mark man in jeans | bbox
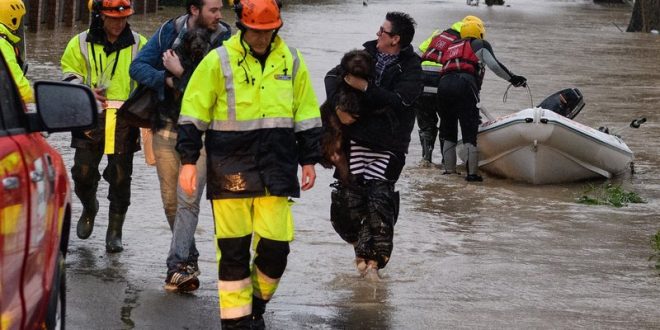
[129,0,231,291]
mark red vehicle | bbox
[0,51,97,329]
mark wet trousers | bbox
[415,92,441,151]
[71,147,134,214]
[437,74,481,145]
[151,131,207,274]
[211,196,293,321]
[330,179,399,269]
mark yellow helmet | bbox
[462,15,483,25]
[460,20,485,39]
[0,0,27,31]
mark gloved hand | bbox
[178,164,198,197]
[509,75,527,87]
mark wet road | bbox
[25,0,660,328]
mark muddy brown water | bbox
[25,0,660,328]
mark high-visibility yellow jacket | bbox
[177,32,322,199]
[0,24,33,103]
[60,28,146,154]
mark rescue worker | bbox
[437,20,526,181]
[60,0,147,252]
[176,0,321,327]
[324,12,423,278]
[415,15,482,165]
[0,0,33,103]
[129,0,231,292]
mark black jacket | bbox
[324,40,423,153]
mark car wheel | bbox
[45,253,66,330]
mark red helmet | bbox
[89,0,134,18]
[234,0,282,30]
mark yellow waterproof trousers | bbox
[211,196,294,320]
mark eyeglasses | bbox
[378,26,396,37]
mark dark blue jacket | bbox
[129,15,231,105]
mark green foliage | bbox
[652,231,660,253]
[650,230,660,270]
[576,183,645,207]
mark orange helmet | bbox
[88,0,134,18]
[0,0,27,31]
[234,0,282,30]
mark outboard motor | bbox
[537,88,585,119]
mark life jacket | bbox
[421,30,459,64]
[440,39,484,83]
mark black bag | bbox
[118,84,158,128]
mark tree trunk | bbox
[627,0,660,32]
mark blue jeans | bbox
[152,130,207,274]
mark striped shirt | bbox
[349,140,394,180]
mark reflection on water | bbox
[31,0,660,328]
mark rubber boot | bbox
[106,213,126,253]
[76,199,99,239]
[441,141,458,174]
[252,296,268,330]
[464,143,483,182]
[221,315,252,330]
[420,138,434,164]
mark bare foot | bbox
[364,260,380,282]
[355,257,367,276]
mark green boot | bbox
[106,213,126,253]
[76,199,99,239]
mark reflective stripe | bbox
[220,305,252,319]
[218,278,251,291]
[294,117,322,132]
[104,109,117,154]
[217,279,252,319]
[178,114,209,131]
[130,31,140,91]
[288,46,299,83]
[209,117,294,131]
[424,86,438,94]
[216,47,236,121]
[105,100,124,109]
[422,64,442,72]
[77,31,92,86]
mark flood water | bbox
[25,0,660,328]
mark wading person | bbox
[176,0,321,327]
[437,20,526,181]
[61,0,146,252]
[129,0,231,292]
[324,12,423,279]
[0,0,33,103]
[415,15,482,165]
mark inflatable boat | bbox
[457,88,634,184]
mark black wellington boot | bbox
[252,296,268,330]
[106,213,126,253]
[76,199,99,239]
[221,315,252,330]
